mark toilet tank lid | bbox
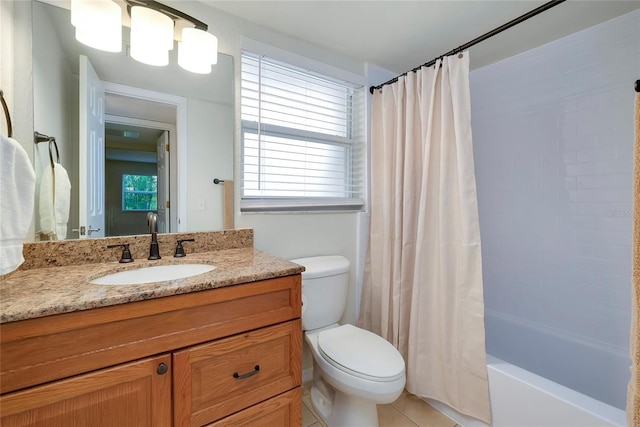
[290,255,350,279]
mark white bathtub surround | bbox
[428,356,626,427]
[360,52,490,423]
[471,9,638,410]
[627,87,640,425]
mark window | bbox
[241,51,364,212]
[122,174,157,211]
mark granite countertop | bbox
[0,248,304,324]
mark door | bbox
[156,130,169,233]
[0,354,172,427]
[78,55,105,238]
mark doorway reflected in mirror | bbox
[31,0,234,241]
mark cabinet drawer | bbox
[206,387,301,427]
[174,320,302,426]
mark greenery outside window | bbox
[122,174,157,211]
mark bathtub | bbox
[427,355,627,427]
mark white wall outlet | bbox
[197,198,205,211]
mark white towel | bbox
[39,162,71,240]
[1,134,36,275]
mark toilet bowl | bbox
[291,256,406,427]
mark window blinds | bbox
[240,52,364,212]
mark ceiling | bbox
[105,122,164,150]
[105,122,163,163]
[203,0,639,74]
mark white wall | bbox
[162,1,363,78]
[471,10,639,409]
[33,2,75,239]
[1,0,35,240]
[0,0,32,151]
[185,98,233,232]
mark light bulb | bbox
[178,28,218,74]
[71,0,122,52]
[130,6,174,66]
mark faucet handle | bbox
[107,243,134,263]
[174,239,195,258]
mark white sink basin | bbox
[91,264,216,285]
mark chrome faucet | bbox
[147,212,161,260]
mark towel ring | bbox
[0,89,12,138]
[48,139,60,168]
[34,131,60,169]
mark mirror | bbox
[31,0,234,241]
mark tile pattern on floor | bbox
[302,385,460,427]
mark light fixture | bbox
[70,0,219,74]
[178,28,218,74]
[130,5,174,66]
[71,0,122,52]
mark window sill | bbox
[240,198,364,213]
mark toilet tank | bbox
[291,256,350,331]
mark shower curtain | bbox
[628,87,640,425]
[359,52,491,423]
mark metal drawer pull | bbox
[233,365,260,380]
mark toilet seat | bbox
[318,324,405,382]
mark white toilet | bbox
[291,255,406,427]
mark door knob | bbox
[157,363,169,375]
[87,225,101,236]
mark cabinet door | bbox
[174,320,302,426]
[206,387,302,427]
[0,354,172,427]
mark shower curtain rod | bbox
[369,0,566,94]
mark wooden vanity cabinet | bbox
[0,275,302,427]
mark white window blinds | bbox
[241,51,364,212]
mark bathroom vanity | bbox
[0,230,304,426]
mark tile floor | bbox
[302,384,460,427]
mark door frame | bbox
[102,82,188,232]
[104,116,176,232]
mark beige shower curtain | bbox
[359,52,491,423]
[627,89,640,425]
